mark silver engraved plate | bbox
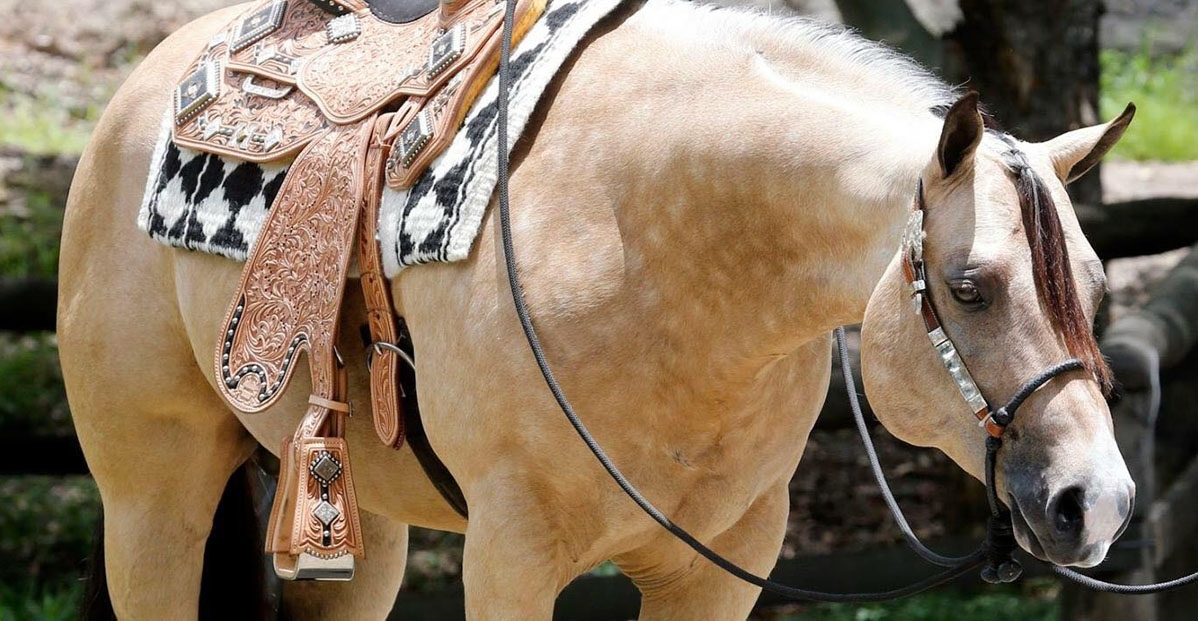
[326,13,361,44]
[929,328,989,413]
[426,24,466,78]
[392,110,434,169]
[230,0,288,52]
[175,60,222,124]
[309,451,342,485]
[902,209,924,263]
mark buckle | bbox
[366,341,416,370]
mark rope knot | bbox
[981,512,1023,584]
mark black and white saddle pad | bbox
[138,0,624,277]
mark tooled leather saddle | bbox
[173,0,544,580]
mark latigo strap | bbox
[359,112,406,448]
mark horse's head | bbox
[860,92,1136,567]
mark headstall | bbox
[901,177,1088,582]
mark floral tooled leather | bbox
[216,121,371,413]
[298,0,505,124]
[226,0,331,83]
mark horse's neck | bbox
[613,5,943,362]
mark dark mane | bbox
[995,136,1112,393]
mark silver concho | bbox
[326,13,361,44]
[390,110,434,170]
[902,208,924,264]
[426,24,466,78]
[309,451,343,486]
[312,500,341,526]
[230,0,288,53]
[175,60,222,125]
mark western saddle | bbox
[173,0,544,580]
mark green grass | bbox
[0,476,98,620]
[0,582,83,621]
[0,91,97,156]
[0,334,69,437]
[777,580,1059,621]
[1101,46,1198,161]
[0,190,62,278]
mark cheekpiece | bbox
[231,0,290,52]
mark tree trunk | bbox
[942,0,1104,206]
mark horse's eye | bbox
[949,280,983,306]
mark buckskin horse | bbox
[60,0,1136,618]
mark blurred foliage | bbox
[0,190,62,278]
[0,334,69,437]
[0,582,83,621]
[1101,45,1198,161]
[404,527,466,593]
[0,90,97,156]
[776,579,1059,621]
[0,476,98,620]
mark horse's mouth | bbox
[1009,494,1050,563]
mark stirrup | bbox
[273,551,355,581]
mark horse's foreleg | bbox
[622,481,790,621]
[281,509,409,620]
[459,478,579,620]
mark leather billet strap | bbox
[358,112,407,448]
[901,180,1002,438]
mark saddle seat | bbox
[171,0,544,580]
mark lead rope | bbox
[495,0,1198,599]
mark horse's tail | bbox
[80,463,272,620]
[80,510,115,621]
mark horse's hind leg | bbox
[67,355,255,619]
[280,510,409,620]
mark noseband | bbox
[902,177,1087,582]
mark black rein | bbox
[493,0,1198,601]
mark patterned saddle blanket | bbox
[140,0,620,273]
[136,0,624,582]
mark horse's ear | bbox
[937,91,984,178]
[1041,103,1136,184]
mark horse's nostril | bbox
[1052,486,1086,537]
